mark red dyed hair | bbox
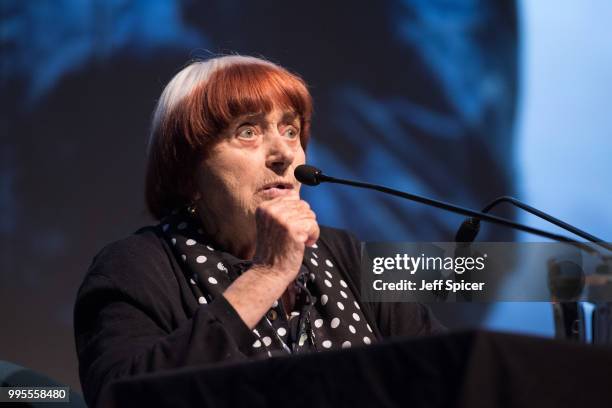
[145,57,313,220]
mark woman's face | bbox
[194,106,306,230]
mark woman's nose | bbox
[265,131,295,173]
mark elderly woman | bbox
[74,55,443,406]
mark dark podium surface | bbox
[101,330,612,408]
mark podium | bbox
[101,330,612,407]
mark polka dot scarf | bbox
[160,211,375,357]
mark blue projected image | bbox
[1,2,611,391]
[2,0,206,104]
[484,0,612,337]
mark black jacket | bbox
[74,225,444,407]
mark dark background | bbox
[2,0,611,392]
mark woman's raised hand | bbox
[252,196,320,283]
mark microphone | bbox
[455,218,480,243]
[294,165,604,255]
[294,164,329,186]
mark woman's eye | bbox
[237,126,257,139]
[284,127,300,139]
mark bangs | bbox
[186,62,312,148]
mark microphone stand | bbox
[455,195,612,344]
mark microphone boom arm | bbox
[321,175,603,256]
[478,196,612,252]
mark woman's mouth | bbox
[259,182,295,198]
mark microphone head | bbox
[455,217,481,243]
[295,164,323,186]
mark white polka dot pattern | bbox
[162,217,375,357]
[300,247,375,352]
